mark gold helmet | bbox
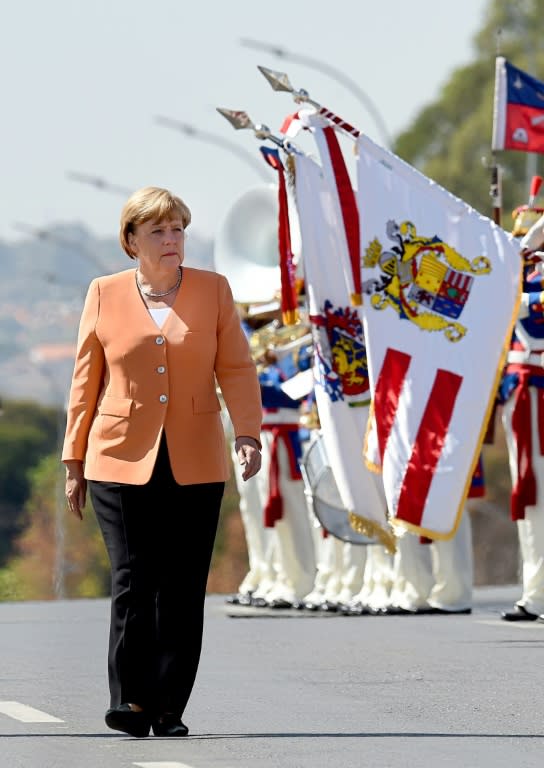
[512,175,544,237]
[249,317,312,371]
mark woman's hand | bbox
[65,460,87,520]
[235,436,262,481]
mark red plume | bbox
[529,175,543,206]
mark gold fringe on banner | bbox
[349,511,397,554]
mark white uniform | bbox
[500,214,544,620]
[386,512,473,613]
[258,409,316,605]
[342,511,472,615]
[231,444,275,600]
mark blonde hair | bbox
[119,186,192,258]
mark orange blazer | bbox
[62,267,262,485]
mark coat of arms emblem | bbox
[362,220,491,342]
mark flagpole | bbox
[490,155,502,226]
[491,35,503,227]
[485,42,504,447]
[215,107,295,152]
[526,42,539,188]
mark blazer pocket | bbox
[98,396,133,418]
[98,396,133,440]
[192,392,221,415]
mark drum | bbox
[301,432,376,545]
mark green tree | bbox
[394,0,544,220]
[7,455,110,600]
[0,399,60,565]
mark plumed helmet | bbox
[512,175,544,237]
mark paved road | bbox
[1,586,543,768]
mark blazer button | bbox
[155,336,165,345]
[157,365,166,374]
[159,394,168,403]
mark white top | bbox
[148,307,171,328]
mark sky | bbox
[0,0,490,245]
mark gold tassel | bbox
[282,308,299,326]
[350,292,362,306]
[285,153,296,190]
[349,511,397,554]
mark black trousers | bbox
[89,434,224,717]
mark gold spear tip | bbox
[257,65,293,93]
[216,108,254,130]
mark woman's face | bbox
[129,217,185,272]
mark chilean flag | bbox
[493,56,544,153]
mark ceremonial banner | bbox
[493,56,544,153]
[293,151,394,551]
[357,133,521,538]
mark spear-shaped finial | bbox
[256,65,361,140]
[216,107,288,148]
[215,108,255,131]
[257,65,318,107]
[257,65,294,94]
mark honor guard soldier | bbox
[228,318,316,609]
[500,179,544,622]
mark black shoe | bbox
[302,600,321,611]
[250,596,268,608]
[225,594,240,605]
[237,593,253,606]
[152,714,189,737]
[428,607,472,615]
[268,598,293,609]
[501,604,538,622]
[105,704,150,738]
[225,591,253,606]
[382,605,418,615]
[319,600,339,612]
[342,602,369,616]
[413,606,442,615]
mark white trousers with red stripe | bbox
[234,431,316,603]
[503,391,544,615]
[232,446,275,598]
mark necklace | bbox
[136,266,182,298]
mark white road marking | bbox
[0,701,64,723]
[133,763,196,768]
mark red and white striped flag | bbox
[293,150,394,551]
[356,134,521,539]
